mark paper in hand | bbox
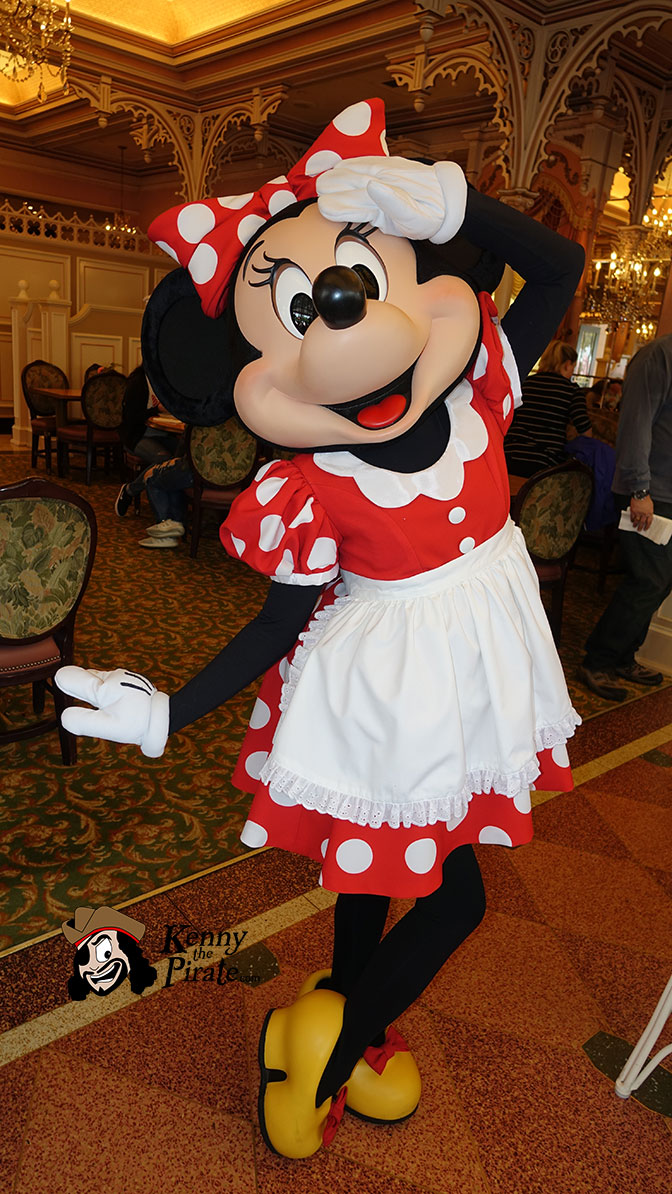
[618,510,672,545]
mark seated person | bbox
[504,341,592,478]
[120,366,182,465]
[115,366,185,519]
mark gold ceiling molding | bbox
[73,77,288,200]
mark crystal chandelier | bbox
[0,1,73,102]
[581,215,672,329]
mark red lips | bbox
[356,393,408,429]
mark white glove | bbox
[316,156,467,244]
[55,666,170,758]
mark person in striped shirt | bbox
[504,341,593,477]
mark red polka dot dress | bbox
[221,294,578,898]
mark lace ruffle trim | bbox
[265,586,582,830]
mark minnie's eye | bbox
[334,239,388,301]
[272,264,317,338]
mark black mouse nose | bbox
[312,266,367,330]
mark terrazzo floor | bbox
[2,687,672,1193]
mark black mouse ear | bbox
[141,268,235,426]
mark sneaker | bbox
[146,520,186,538]
[139,536,181,549]
[577,665,628,702]
[614,662,664,686]
[115,484,132,517]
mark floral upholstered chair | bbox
[186,419,259,558]
[56,369,126,484]
[21,359,70,474]
[0,478,97,764]
[510,459,593,645]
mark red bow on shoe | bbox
[148,98,388,318]
[363,1026,409,1076]
[322,1086,347,1147]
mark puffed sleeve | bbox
[472,292,522,438]
[220,459,342,585]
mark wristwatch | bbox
[631,489,650,500]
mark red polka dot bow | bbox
[148,99,388,319]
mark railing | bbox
[0,196,159,255]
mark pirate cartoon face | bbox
[62,906,157,1001]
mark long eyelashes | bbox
[339,222,376,243]
[249,252,290,288]
[249,225,376,289]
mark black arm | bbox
[461,189,585,379]
[169,579,324,734]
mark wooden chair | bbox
[0,477,97,765]
[21,359,70,473]
[186,419,259,557]
[511,459,594,645]
[57,369,126,484]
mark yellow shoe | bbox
[297,968,332,997]
[258,988,347,1159]
[296,970,421,1123]
[347,1028,421,1123]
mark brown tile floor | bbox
[2,693,672,1190]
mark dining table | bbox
[146,412,186,434]
[34,387,84,429]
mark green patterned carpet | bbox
[0,450,667,952]
[0,451,268,952]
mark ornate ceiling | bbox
[0,0,671,233]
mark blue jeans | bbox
[144,457,192,525]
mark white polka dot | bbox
[256,475,288,506]
[305,149,342,177]
[404,838,438,874]
[307,537,338,570]
[241,820,268,848]
[513,788,532,814]
[177,203,216,244]
[244,750,268,781]
[230,535,246,557]
[188,243,218,285]
[551,744,570,768]
[473,342,488,379]
[320,838,329,858]
[459,537,476,554]
[259,514,285,552]
[155,239,179,262]
[268,190,298,216]
[289,497,315,528]
[217,192,254,209]
[449,506,466,524]
[503,393,512,418]
[335,839,374,874]
[255,461,276,481]
[269,175,288,185]
[237,213,267,245]
[249,698,271,730]
[380,131,389,155]
[269,786,296,807]
[332,101,373,136]
[278,657,290,683]
[275,548,295,578]
[478,826,513,846]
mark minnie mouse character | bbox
[57,100,584,1158]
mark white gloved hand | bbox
[55,666,170,758]
[316,156,467,244]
